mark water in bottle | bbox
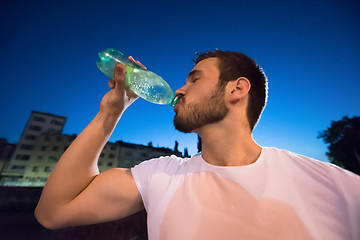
[96,48,178,107]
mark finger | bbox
[128,56,147,69]
[108,79,115,89]
[114,63,126,83]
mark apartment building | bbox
[0,139,16,178]
[1,111,66,185]
[21,132,76,186]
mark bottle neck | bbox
[170,95,179,107]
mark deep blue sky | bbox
[1,0,359,161]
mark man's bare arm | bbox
[35,63,143,229]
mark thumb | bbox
[113,63,126,90]
[113,63,138,100]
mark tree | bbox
[197,135,202,153]
[184,148,189,157]
[174,140,179,152]
[318,116,360,175]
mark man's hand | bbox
[99,63,137,117]
[100,56,146,117]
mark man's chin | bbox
[173,120,199,134]
[173,120,193,134]
[174,126,193,134]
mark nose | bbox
[175,84,186,97]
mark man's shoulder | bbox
[263,147,360,181]
[264,146,332,166]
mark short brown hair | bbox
[194,50,268,131]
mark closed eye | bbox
[186,69,203,84]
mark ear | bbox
[227,77,251,102]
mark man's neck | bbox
[198,121,261,167]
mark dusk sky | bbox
[1,0,359,162]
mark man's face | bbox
[173,58,229,133]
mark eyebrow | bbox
[187,69,203,79]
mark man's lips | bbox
[173,103,179,113]
[174,98,183,113]
[173,98,183,113]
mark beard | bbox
[173,85,229,133]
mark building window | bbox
[109,153,115,158]
[29,125,42,131]
[15,154,30,160]
[20,144,34,150]
[56,135,62,141]
[33,116,46,122]
[49,156,57,161]
[44,166,53,172]
[46,128,56,133]
[52,146,59,151]
[107,162,113,167]
[11,165,26,170]
[100,153,104,158]
[41,146,47,151]
[25,135,37,140]
[32,166,39,172]
[50,120,62,126]
[37,156,43,160]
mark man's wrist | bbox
[95,109,122,134]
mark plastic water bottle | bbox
[96,48,179,107]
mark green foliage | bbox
[197,135,202,153]
[318,116,360,175]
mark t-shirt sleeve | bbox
[131,155,184,210]
[131,158,161,207]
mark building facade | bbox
[21,132,76,186]
[1,111,66,185]
[0,139,16,178]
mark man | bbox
[35,50,360,239]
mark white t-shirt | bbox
[131,147,360,240]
